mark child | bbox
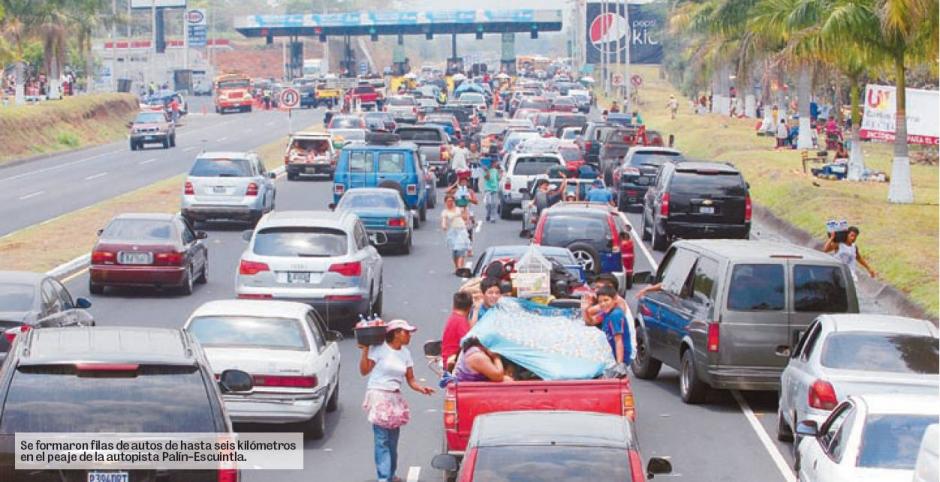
[583,274,636,364]
[595,285,627,364]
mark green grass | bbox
[601,65,939,317]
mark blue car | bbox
[332,187,414,254]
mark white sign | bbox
[185,8,206,26]
[611,73,623,86]
[860,84,939,145]
[280,87,301,109]
[130,0,186,8]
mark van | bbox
[632,240,859,404]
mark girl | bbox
[441,194,472,274]
[823,226,877,280]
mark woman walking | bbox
[823,226,877,281]
[360,319,435,482]
[441,194,472,275]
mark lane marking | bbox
[619,212,657,270]
[61,267,89,283]
[18,191,44,201]
[218,136,228,141]
[0,151,111,183]
[731,390,797,482]
[406,466,421,482]
[84,172,108,181]
[182,146,198,152]
[139,157,158,165]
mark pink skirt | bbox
[362,389,411,429]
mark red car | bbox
[89,213,208,295]
[550,96,578,112]
[557,142,585,171]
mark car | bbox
[498,151,566,219]
[518,96,552,112]
[613,147,685,211]
[395,125,452,187]
[532,202,635,288]
[331,187,414,254]
[328,114,366,129]
[0,271,93,361]
[777,314,938,443]
[285,131,338,180]
[431,411,672,482]
[235,210,384,330]
[579,122,621,165]
[128,110,176,150]
[641,161,752,251]
[914,424,939,482]
[598,126,644,184]
[548,113,588,138]
[569,89,592,113]
[632,240,860,403]
[297,83,318,108]
[364,111,397,132]
[472,245,586,284]
[183,299,342,439]
[181,151,278,227]
[333,133,430,222]
[89,213,209,295]
[457,92,487,113]
[795,394,939,481]
[520,175,604,235]
[0,326,246,482]
[501,130,541,156]
[385,95,419,123]
[328,127,368,145]
[422,113,462,140]
[432,106,479,135]
[550,96,578,112]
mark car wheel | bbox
[412,213,420,230]
[641,210,652,241]
[777,406,794,442]
[326,382,339,412]
[196,259,208,284]
[567,242,601,277]
[302,408,326,440]
[372,287,383,317]
[631,321,662,379]
[419,202,427,222]
[499,199,512,220]
[287,172,298,181]
[178,266,194,296]
[89,280,104,295]
[679,349,709,404]
[399,233,412,255]
[651,220,669,251]
[169,134,176,147]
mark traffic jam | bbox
[1,61,937,482]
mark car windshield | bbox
[559,147,581,162]
[542,215,610,246]
[0,365,217,432]
[331,117,362,128]
[553,115,586,127]
[188,316,308,351]
[134,112,165,123]
[396,129,443,142]
[190,158,252,177]
[218,79,249,89]
[513,157,561,175]
[629,152,683,168]
[0,283,35,312]
[820,332,939,374]
[101,219,174,241]
[858,414,938,469]
[471,446,633,481]
[460,94,484,103]
[339,193,401,210]
[253,227,347,257]
[387,97,415,106]
[672,171,746,196]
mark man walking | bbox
[481,158,501,223]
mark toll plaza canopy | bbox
[234,9,563,37]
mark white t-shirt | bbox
[451,147,469,171]
[367,343,414,391]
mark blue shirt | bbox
[601,307,627,362]
[586,187,613,204]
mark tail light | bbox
[184,181,195,195]
[707,323,720,352]
[406,184,417,195]
[333,183,345,196]
[91,250,116,265]
[329,261,361,277]
[660,192,670,217]
[628,450,645,482]
[443,391,458,430]
[584,140,592,152]
[745,194,752,222]
[238,293,272,299]
[238,260,269,275]
[387,217,407,227]
[252,375,317,388]
[504,180,511,191]
[246,183,259,196]
[809,380,838,410]
[608,218,621,254]
[74,363,139,372]
[154,252,185,266]
[218,469,239,482]
[621,235,635,272]
[3,324,30,344]
[326,294,363,302]
[622,392,636,420]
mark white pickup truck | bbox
[498,152,565,220]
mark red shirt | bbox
[441,311,471,364]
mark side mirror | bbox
[632,271,653,285]
[455,267,472,278]
[267,172,277,179]
[795,420,819,438]
[431,454,459,472]
[326,330,344,342]
[219,369,253,393]
[96,229,104,236]
[646,457,673,478]
[775,345,791,358]
[241,230,253,242]
[423,340,442,357]
[75,297,92,309]
[195,231,208,240]
[328,203,336,210]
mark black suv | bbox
[641,161,751,251]
[613,147,684,212]
[579,122,620,166]
[0,326,251,482]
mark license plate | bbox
[119,252,152,265]
[287,272,311,284]
[144,136,154,141]
[699,206,716,214]
[88,472,128,482]
[213,186,227,194]
[305,167,318,173]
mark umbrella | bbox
[579,76,595,84]
[454,82,485,95]
[451,73,466,81]
[495,72,510,80]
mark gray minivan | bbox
[632,240,859,403]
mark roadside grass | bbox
[0,94,138,164]
[604,65,938,316]
[0,123,318,274]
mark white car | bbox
[778,314,939,443]
[498,152,565,220]
[560,126,582,141]
[795,393,939,482]
[184,299,342,439]
[913,424,938,482]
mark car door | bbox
[303,311,333,392]
[306,310,340,390]
[254,156,275,210]
[719,261,790,372]
[802,402,857,482]
[49,278,89,327]
[353,222,381,300]
[177,217,205,275]
[646,165,671,226]
[655,248,699,367]
[783,320,822,424]
[346,150,376,189]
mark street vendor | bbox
[454,337,512,383]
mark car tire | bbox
[499,199,512,220]
[679,349,709,404]
[777,407,794,442]
[178,266,194,296]
[566,242,601,277]
[412,213,420,230]
[287,172,298,181]
[399,233,412,255]
[89,281,104,295]
[641,210,652,241]
[326,382,339,412]
[196,259,208,284]
[651,220,669,252]
[631,321,662,379]
[303,408,326,440]
[129,140,137,151]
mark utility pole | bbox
[151,0,157,88]
[601,0,607,94]
[111,0,117,91]
[623,0,630,106]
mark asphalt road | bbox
[0,97,325,235]
[59,172,800,481]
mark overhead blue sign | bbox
[239,9,561,29]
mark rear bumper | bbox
[130,133,169,143]
[182,205,262,222]
[705,366,782,391]
[218,100,252,108]
[236,287,370,323]
[287,163,334,175]
[617,184,651,206]
[224,388,329,424]
[366,229,409,247]
[664,221,751,239]
[90,265,186,286]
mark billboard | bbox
[860,85,939,145]
[585,2,663,64]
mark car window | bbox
[727,264,785,311]
[347,151,374,172]
[661,249,697,296]
[0,283,36,312]
[629,152,683,168]
[793,265,849,312]
[820,333,939,374]
[671,172,746,196]
[396,129,443,142]
[305,313,325,352]
[378,152,407,173]
[858,414,938,469]
[797,321,822,360]
[0,365,217,432]
[52,280,73,310]
[692,256,719,304]
[189,158,252,177]
[188,316,309,351]
[355,223,370,250]
[331,116,362,129]
[819,403,852,449]
[101,219,174,242]
[792,320,821,359]
[253,227,348,257]
[542,215,609,247]
[134,112,165,123]
[178,219,195,244]
[40,280,60,315]
[826,406,856,462]
[513,157,561,176]
[469,446,631,482]
[339,193,401,209]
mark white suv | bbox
[498,152,565,220]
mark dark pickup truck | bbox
[395,125,452,186]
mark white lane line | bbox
[406,466,421,482]
[731,391,797,482]
[619,212,657,270]
[0,151,111,183]
[218,136,228,141]
[182,146,198,152]
[266,121,276,126]
[139,157,158,165]
[475,221,482,233]
[18,190,44,200]
[84,172,108,181]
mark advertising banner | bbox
[860,85,939,145]
[186,9,207,47]
[585,2,664,64]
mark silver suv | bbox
[235,210,384,329]
[181,151,276,227]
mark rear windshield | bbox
[728,264,785,311]
[0,365,217,432]
[603,129,640,144]
[331,117,362,129]
[339,193,401,209]
[472,446,632,481]
[793,265,849,312]
[821,333,939,374]
[190,158,252,177]
[253,227,347,257]
[629,152,682,168]
[559,148,581,162]
[218,79,249,89]
[542,215,610,246]
[101,219,174,241]
[858,415,938,469]
[134,112,165,123]
[397,129,443,142]
[513,157,562,175]
[552,115,586,127]
[354,86,375,94]
[672,171,746,196]
[387,97,415,106]
[520,99,551,110]
[460,94,484,102]
[188,316,309,351]
[0,283,34,312]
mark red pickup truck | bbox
[347,85,380,110]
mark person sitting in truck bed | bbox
[454,337,512,383]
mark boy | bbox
[470,277,503,326]
[595,285,626,364]
[441,291,474,371]
[583,274,636,364]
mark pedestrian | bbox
[481,159,501,223]
[609,101,620,113]
[581,285,627,364]
[667,95,678,120]
[450,140,469,173]
[441,291,473,371]
[631,111,644,125]
[263,89,272,110]
[448,171,478,254]
[771,104,779,127]
[148,81,155,96]
[169,96,181,123]
[585,178,614,206]
[441,194,472,275]
[823,226,876,280]
[533,175,568,219]
[359,319,435,482]
[775,118,789,149]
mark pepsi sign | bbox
[585,2,663,65]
